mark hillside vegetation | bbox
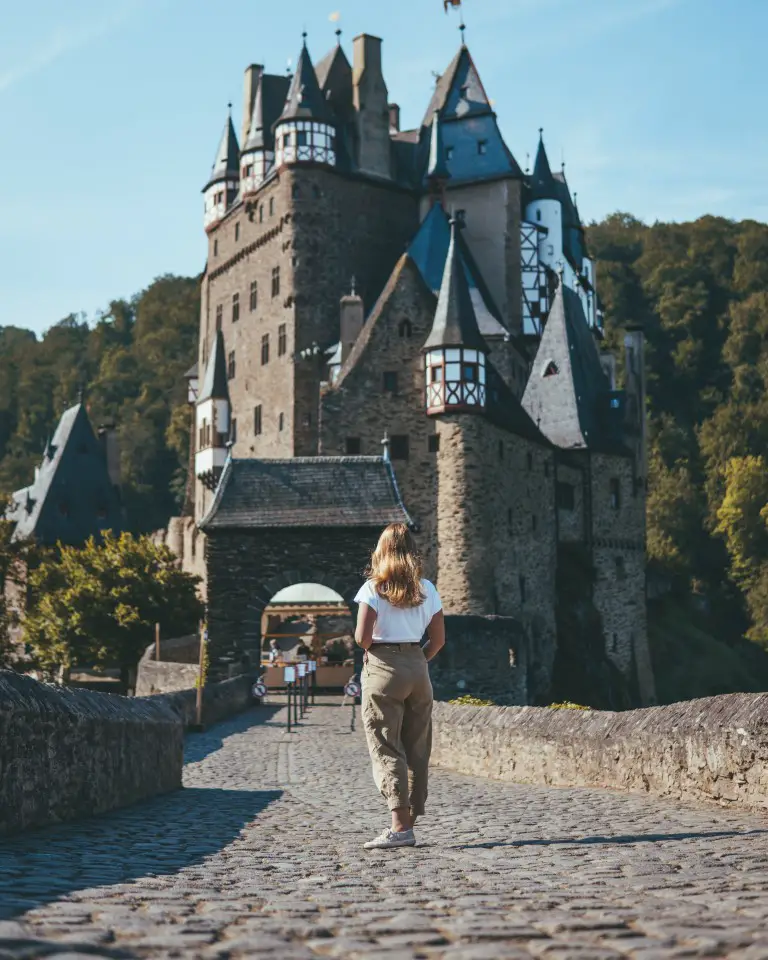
[2,215,768,698]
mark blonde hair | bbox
[368,523,425,609]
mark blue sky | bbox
[2,0,766,335]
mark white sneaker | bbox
[364,828,416,850]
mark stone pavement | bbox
[2,698,768,960]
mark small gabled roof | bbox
[423,218,488,354]
[522,280,623,452]
[243,74,291,153]
[7,404,123,546]
[529,130,559,203]
[199,457,412,530]
[199,330,230,403]
[408,205,508,340]
[277,38,336,127]
[205,112,240,189]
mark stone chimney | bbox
[352,35,391,180]
[98,423,121,490]
[388,103,401,134]
[340,285,365,364]
[242,64,263,144]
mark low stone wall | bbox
[0,671,183,837]
[135,635,201,696]
[159,675,256,728]
[432,693,768,812]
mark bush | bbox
[548,701,591,710]
[448,694,496,706]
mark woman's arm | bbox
[423,610,445,662]
[355,602,377,651]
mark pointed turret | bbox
[529,129,558,202]
[196,330,231,490]
[274,36,338,168]
[423,220,488,415]
[203,107,241,232]
[241,73,291,194]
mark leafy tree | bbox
[23,532,204,684]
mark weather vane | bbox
[443,0,463,9]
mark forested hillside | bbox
[0,276,199,533]
[2,215,768,688]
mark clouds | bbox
[0,2,142,95]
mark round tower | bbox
[274,35,337,169]
[203,107,240,232]
[195,330,231,491]
[525,130,562,270]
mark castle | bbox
[167,29,655,706]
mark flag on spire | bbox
[444,0,462,11]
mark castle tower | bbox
[203,108,240,232]
[352,34,392,180]
[195,329,231,492]
[525,131,562,273]
[425,220,492,614]
[240,71,291,195]
[274,36,338,168]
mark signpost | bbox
[344,676,362,732]
[308,660,316,705]
[284,665,296,731]
[297,663,307,717]
[252,677,267,700]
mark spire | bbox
[199,330,230,403]
[277,36,335,125]
[208,109,240,185]
[427,110,451,182]
[529,128,558,201]
[423,219,488,353]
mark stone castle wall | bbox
[432,692,768,813]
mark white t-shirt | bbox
[354,579,442,643]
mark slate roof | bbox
[206,113,240,189]
[528,132,558,203]
[7,404,123,546]
[199,330,230,403]
[408,205,509,340]
[243,74,291,153]
[277,40,335,127]
[522,281,627,453]
[423,218,488,354]
[199,457,413,530]
[421,46,492,126]
[485,364,552,446]
[426,111,450,181]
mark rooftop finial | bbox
[525,151,530,174]
[336,27,342,42]
[539,126,544,139]
[302,29,308,45]
[459,18,466,43]
[330,11,341,41]
[227,101,232,115]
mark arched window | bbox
[398,319,413,339]
[542,360,559,377]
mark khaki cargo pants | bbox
[362,643,433,816]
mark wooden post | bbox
[155,622,161,662]
[196,621,206,728]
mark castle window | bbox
[610,478,621,510]
[297,131,308,148]
[383,371,398,394]
[536,209,541,222]
[398,319,413,338]
[271,266,280,298]
[542,360,558,377]
[250,281,258,312]
[527,452,533,471]
[303,412,312,427]
[507,507,513,529]
[245,164,253,177]
[615,557,626,580]
[390,435,409,461]
[213,239,219,256]
[259,204,264,223]
[519,575,527,604]
[230,418,237,443]
[445,146,454,161]
[232,292,240,323]
[278,412,285,432]
[478,140,488,156]
[556,482,575,510]
[254,405,262,436]
[278,324,287,356]
[235,222,240,242]
[346,437,361,455]
[215,304,223,331]
[428,435,440,454]
[269,198,275,217]
[261,334,270,366]
[463,362,478,382]
[227,351,236,379]
[430,365,443,383]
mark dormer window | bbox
[542,360,559,377]
[460,84,469,99]
[445,146,454,161]
[398,319,413,338]
[478,140,488,156]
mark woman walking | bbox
[354,522,445,849]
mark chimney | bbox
[98,423,121,490]
[388,103,401,134]
[340,287,365,364]
[242,64,263,144]
[352,34,391,179]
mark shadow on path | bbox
[183,704,282,764]
[0,935,137,959]
[455,828,768,850]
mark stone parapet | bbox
[432,693,768,812]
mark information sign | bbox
[284,666,296,683]
[308,660,317,673]
[297,663,307,678]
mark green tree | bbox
[23,531,203,684]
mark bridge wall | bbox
[433,616,528,705]
[432,693,768,813]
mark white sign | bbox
[308,660,317,673]
[297,663,307,678]
[284,666,296,683]
[252,681,267,698]
[344,680,361,698]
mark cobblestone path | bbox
[3,698,768,959]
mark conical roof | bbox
[422,220,488,354]
[277,38,335,126]
[244,74,292,153]
[199,330,230,403]
[529,130,558,202]
[206,112,240,188]
[427,111,450,181]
